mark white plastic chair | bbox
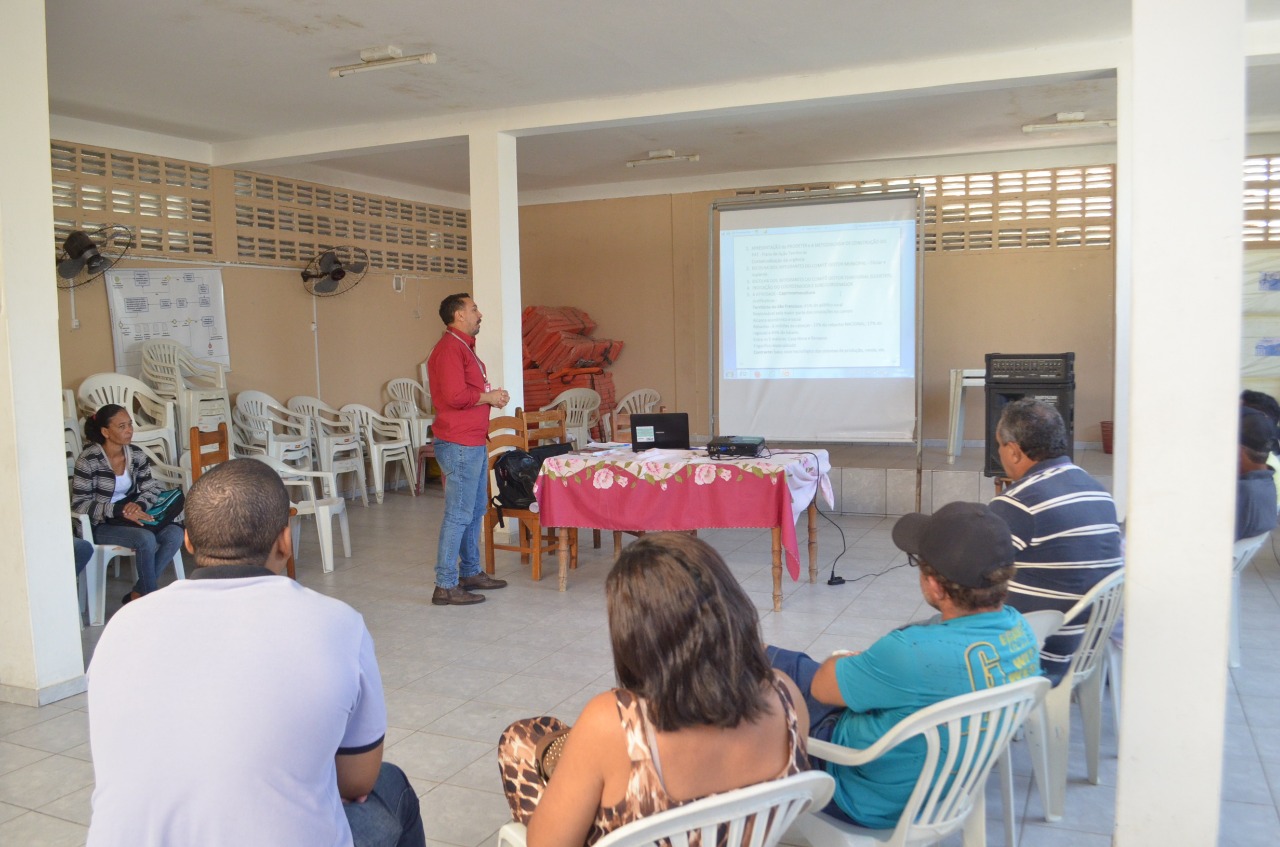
[542,387,602,447]
[64,424,81,477]
[791,676,1050,847]
[1022,569,1125,823]
[141,340,230,449]
[501,771,833,847]
[995,609,1065,847]
[78,372,179,463]
[1231,532,1271,668]
[251,455,350,574]
[342,404,416,505]
[607,388,662,440]
[75,513,186,627]
[384,378,434,451]
[288,396,369,507]
[386,377,432,415]
[234,390,313,469]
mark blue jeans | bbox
[92,523,185,594]
[345,763,425,847]
[73,538,94,575]
[767,645,857,824]
[433,440,489,589]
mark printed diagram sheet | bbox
[106,269,230,376]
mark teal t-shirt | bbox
[827,606,1040,828]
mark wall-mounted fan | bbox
[56,224,133,289]
[300,246,368,296]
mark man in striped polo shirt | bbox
[989,399,1123,683]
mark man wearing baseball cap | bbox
[768,502,1040,829]
[1237,406,1278,540]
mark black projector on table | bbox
[707,435,766,458]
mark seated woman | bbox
[72,404,185,606]
[499,533,809,847]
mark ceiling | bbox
[42,1,1280,201]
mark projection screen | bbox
[712,189,922,442]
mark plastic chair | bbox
[792,676,1050,847]
[342,404,416,504]
[78,372,178,463]
[251,455,350,574]
[75,513,186,627]
[384,377,434,451]
[288,396,369,506]
[484,415,576,581]
[500,770,833,847]
[1023,569,1126,823]
[995,610,1065,847]
[1231,532,1270,668]
[542,387,602,447]
[137,444,192,494]
[141,340,231,450]
[607,388,662,440]
[234,390,313,468]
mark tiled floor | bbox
[1,477,1277,846]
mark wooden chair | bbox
[483,415,576,580]
[518,407,600,550]
[189,423,230,482]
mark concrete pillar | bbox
[0,0,87,705]
[1114,1,1245,843]
[467,132,524,413]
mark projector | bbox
[707,435,766,458]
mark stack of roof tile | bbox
[522,306,624,438]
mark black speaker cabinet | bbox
[984,385,1075,477]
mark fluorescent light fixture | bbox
[626,148,701,168]
[330,50,436,78]
[1022,112,1117,133]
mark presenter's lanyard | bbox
[449,330,490,391]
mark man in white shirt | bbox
[86,459,424,847]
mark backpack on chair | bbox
[492,449,540,526]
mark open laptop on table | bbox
[630,412,690,450]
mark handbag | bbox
[107,488,185,532]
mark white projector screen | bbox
[713,191,921,442]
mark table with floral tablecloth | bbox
[536,448,832,610]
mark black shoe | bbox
[432,585,485,606]
[459,573,508,590]
[121,590,142,606]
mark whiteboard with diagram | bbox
[105,268,231,377]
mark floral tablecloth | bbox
[536,449,832,580]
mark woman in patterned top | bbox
[499,533,810,847]
[72,404,185,607]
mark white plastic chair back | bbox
[137,444,192,493]
[342,404,416,504]
[385,378,431,415]
[1023,569,1125,823]
[63,389,77,420]
[796,677,1049,847]
[542,387,602,447]
[1231,532,1270,668]
[79,372,179,463]
[500,771,833,847]
[235,390,312,467]
[616,388,661,416]
[141,340,230,449]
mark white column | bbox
[1111,56,1132,521]
[468,132,524,413]
[0,0,87,705]
[1114,1,1244,844]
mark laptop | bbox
[630,413,691,450]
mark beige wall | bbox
[58,264,456,414]
[521,193,1116,442]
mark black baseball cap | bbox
[891,501,1015,588]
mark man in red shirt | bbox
[425,293,511,605]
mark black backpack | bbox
[491,443,574,526]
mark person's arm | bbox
[988,495,1034,553]
[336,739,383,802]
[774,670,810,738]
[131,447,161,508]
[71,449,117,524]
[809,656,848,708]
[526,692,618,847]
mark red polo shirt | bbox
[426,327,491,446]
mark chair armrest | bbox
[73,512,95,544]
[496,822,528,847]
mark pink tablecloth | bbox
[536,450,831,579]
